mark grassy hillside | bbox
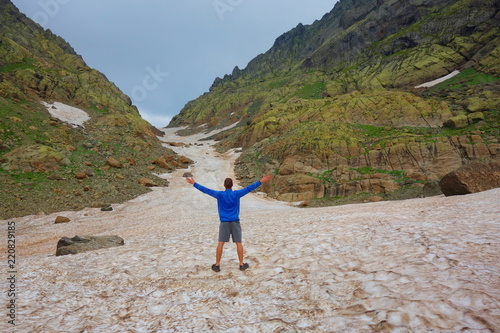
[0,0,191,219]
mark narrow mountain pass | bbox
[3,127,499,332]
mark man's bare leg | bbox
[215,241,225,266]
[236,242,244,266]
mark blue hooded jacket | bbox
[193,181,262,222]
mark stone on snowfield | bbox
[56,235,124,256]
[54,216,70,224]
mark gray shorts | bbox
[219,221,242,243]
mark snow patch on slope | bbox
[42,101,90,128]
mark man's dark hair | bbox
[224,178,233,189]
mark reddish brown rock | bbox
[138,177,158,187]
[177,155,193,166]
[74,172,87,180]
[106,157,122,168]
[55,216,70,224]
[439,160,500,196]
[154,156,172,170]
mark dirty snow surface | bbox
[4,127,500,332]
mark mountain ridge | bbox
[169,0,500,204]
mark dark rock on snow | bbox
[54,216,70,224]
[56,235,124,256]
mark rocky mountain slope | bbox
[169,0,500,204]
[0,0,191,219]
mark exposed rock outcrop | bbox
[1,145,70,172]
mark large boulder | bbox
[56,235,124,256]
[443,115,469,129]
[439,160,500,196]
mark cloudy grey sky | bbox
[11,0,338,127]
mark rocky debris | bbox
[439,160,500,196]
[152,154,194,170]
[154,156,171,169]
[183,172,193,178]
[106,157,122,168]
[138,177,158,187]
[56,235,124,256]
[165,142,187,147]
[177,156,193,166]
[54,216,70,224]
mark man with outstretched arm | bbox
[186,175,272,272]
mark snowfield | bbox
[3,127,499,332]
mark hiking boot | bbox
[239,263,249,271]
[211,264,220,272]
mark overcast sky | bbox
[11,0,338,127]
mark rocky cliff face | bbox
[0,0,191,219]
[169,0,499,204]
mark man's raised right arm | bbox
[186,177,219,198]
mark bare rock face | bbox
[439,161,500,196]
[56,235,124,256]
